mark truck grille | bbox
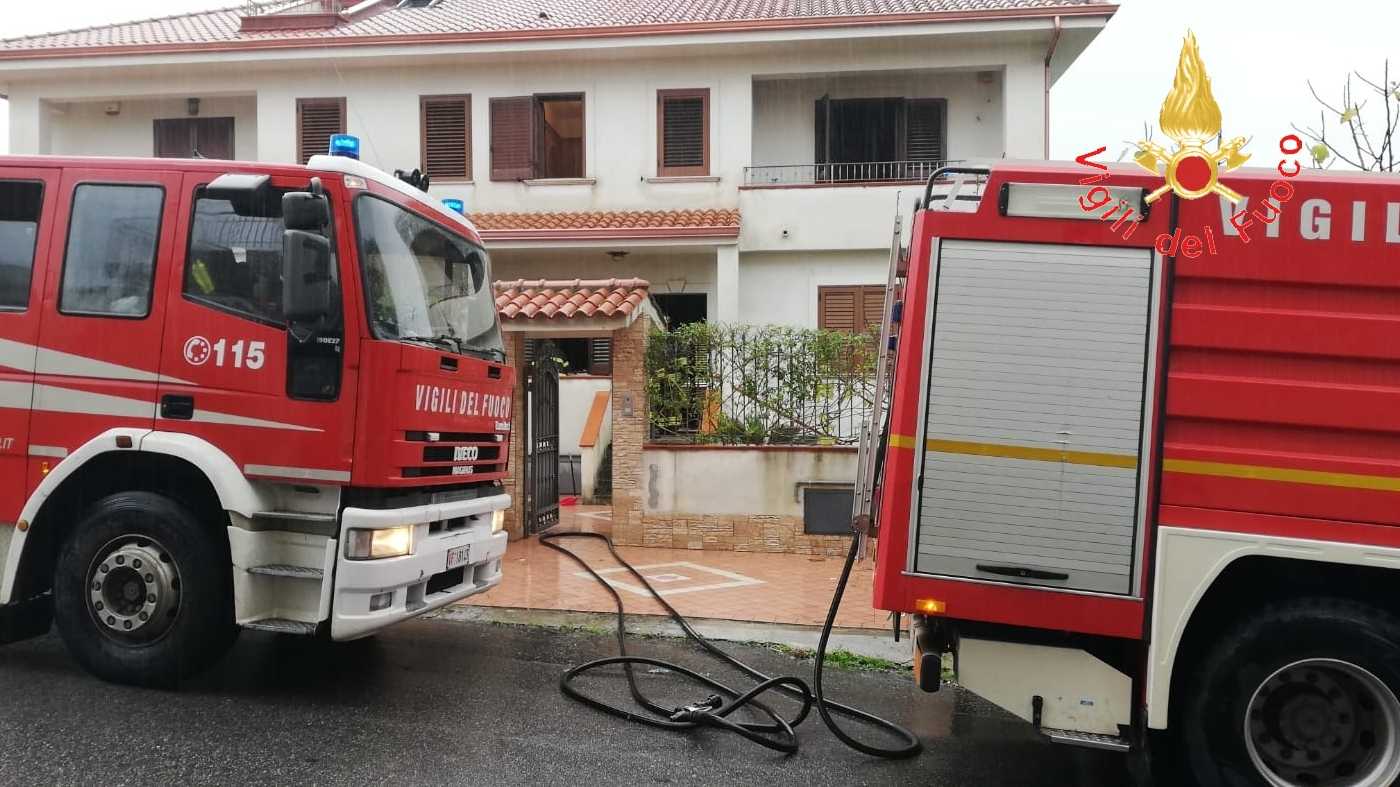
[421,445,501,463]
[402,465,503,478]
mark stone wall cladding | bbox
[608,315,650,546]
[503,332,527,540]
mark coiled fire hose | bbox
[538,526,923,758]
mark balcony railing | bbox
[743,160,959,187]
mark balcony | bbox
[742,159,959,187]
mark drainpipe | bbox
[1043,14,1062,159]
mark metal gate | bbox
[524,340,561,534]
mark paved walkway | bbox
[463,505,887,630]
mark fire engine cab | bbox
[0,137,513,685]
[865,162,1400,786]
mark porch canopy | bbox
[494,277,661,334]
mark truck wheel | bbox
[52,492,236,687]
[1177,598,1400,787]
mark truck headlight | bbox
[491,509,505,534]
[345,526,414,560]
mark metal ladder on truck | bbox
[850,170,987,559]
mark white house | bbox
[0,0,1113,495]
[0,0,1112,330]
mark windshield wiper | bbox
[398,335,462,354]
[398,335,504,364]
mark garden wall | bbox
[609,444,859,555]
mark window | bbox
[651,292,707,328]
[60,184,164,317]
[354,195,504,359]
[421,95,471,181]
[525,337,610,375]
[489,93,584,181]
[297,98,346,165]
[154,117,235,159]
[657,89,709,176]
[814,97,946,178]
[817,285,885,333]
[0,180,43,311]
[185,186,312,326]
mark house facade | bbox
[0,0,1114,540]
[0,0,1112,331]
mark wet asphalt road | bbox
[0,618,1128,786]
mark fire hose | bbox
[538,526,923,758]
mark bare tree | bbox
[1294,61,1399,171]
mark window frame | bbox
[533,92,586,180]
[349,191,499,348]
[489,92,587,181]
[57,182,167,320]
[419,94,473,183]
[179,183,333,331]
[817,284,885,333]
[656,88,710,177]
[0,178,45,314]
[296,97,347,166]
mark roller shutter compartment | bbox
[914,240,1153,595]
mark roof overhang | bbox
[0,5,1117,64]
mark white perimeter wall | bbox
[558,376,612,456]
[644,447,857,517]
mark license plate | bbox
[446,544,471,570]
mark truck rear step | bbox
[1041,728,1131,753]
[247,564,324,579]
[242,617,319,636]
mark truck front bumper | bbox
[330,493,510,640]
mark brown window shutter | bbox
[296,98,346,165]
[818,286,858,332]
[421,95,471,181]
[588,337,612,375]
[859,286,886,332]
[490,96,536,181]
[904,98,946,163]
[657,89,709,177]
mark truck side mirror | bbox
[283,190,330,232]
[283,229,334,324]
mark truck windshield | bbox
[353,195,503,359]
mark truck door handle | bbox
[160,394,195,420]
[975,564,1069,581]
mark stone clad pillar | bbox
[609,315,650,545]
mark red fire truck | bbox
[866,162,1400,786]
[0,138,513,685]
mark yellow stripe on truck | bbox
[1163,458,1400,493]
[886,435,1138,469]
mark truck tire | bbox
[52,491,237,687]
[1177,597,1400,787]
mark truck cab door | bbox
[0,166,57,526]
[29,168,180,490]
[156,172,356,485]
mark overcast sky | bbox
[2,0,1397,166]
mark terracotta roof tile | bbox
[469,209,740,233]
[495,278,650,321]
[0,1,1112,54]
